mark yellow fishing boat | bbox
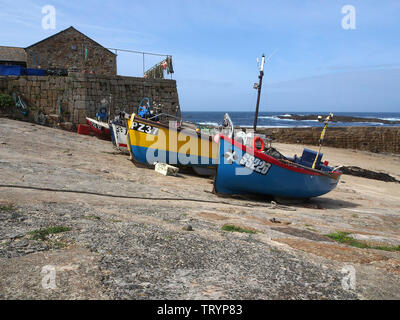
[126,113,219,175]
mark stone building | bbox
[0,26,180,128]
[25,26,117,75]
[0,46,27,67]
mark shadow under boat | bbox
[214,190,359,210]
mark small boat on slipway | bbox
[110,122,128,153]
[110,113,129,153]
[86,117,111,140]
[214,115,341,199]
[126,112,219,176]
[86,103,113,140]
[213,53,341,199]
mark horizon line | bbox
[180,110,400,113]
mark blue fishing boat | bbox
[214,53,341,199]
[214,131,341,199]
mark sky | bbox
[0,0,399,112]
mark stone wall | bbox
[0,74,398,154]
[25,27,117,76]
[258,126,400,154]
[0,74,180,126]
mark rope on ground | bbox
[0,184,295,211]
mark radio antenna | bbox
[253,49,277,132]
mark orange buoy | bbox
[253,136,265,151]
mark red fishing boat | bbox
[86,117,111,140]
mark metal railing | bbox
[107,48,173,78]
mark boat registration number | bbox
[239,153,271,175]
[90,121,103,130]
[131,121,159,135]
[115,125,127,135]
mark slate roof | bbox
[0,46,27,62]
[26,26,116,56]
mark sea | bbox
[181,111,400,128]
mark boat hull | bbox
[214,135,341,199]
[126,115,218,174]
[110,122,128,152]
[86,117,111,140]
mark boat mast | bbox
[253,54,265,132]
[312,113,334,169]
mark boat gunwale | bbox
[220,134,341,179]
[128,115,215,143]
[86,117,110,129]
